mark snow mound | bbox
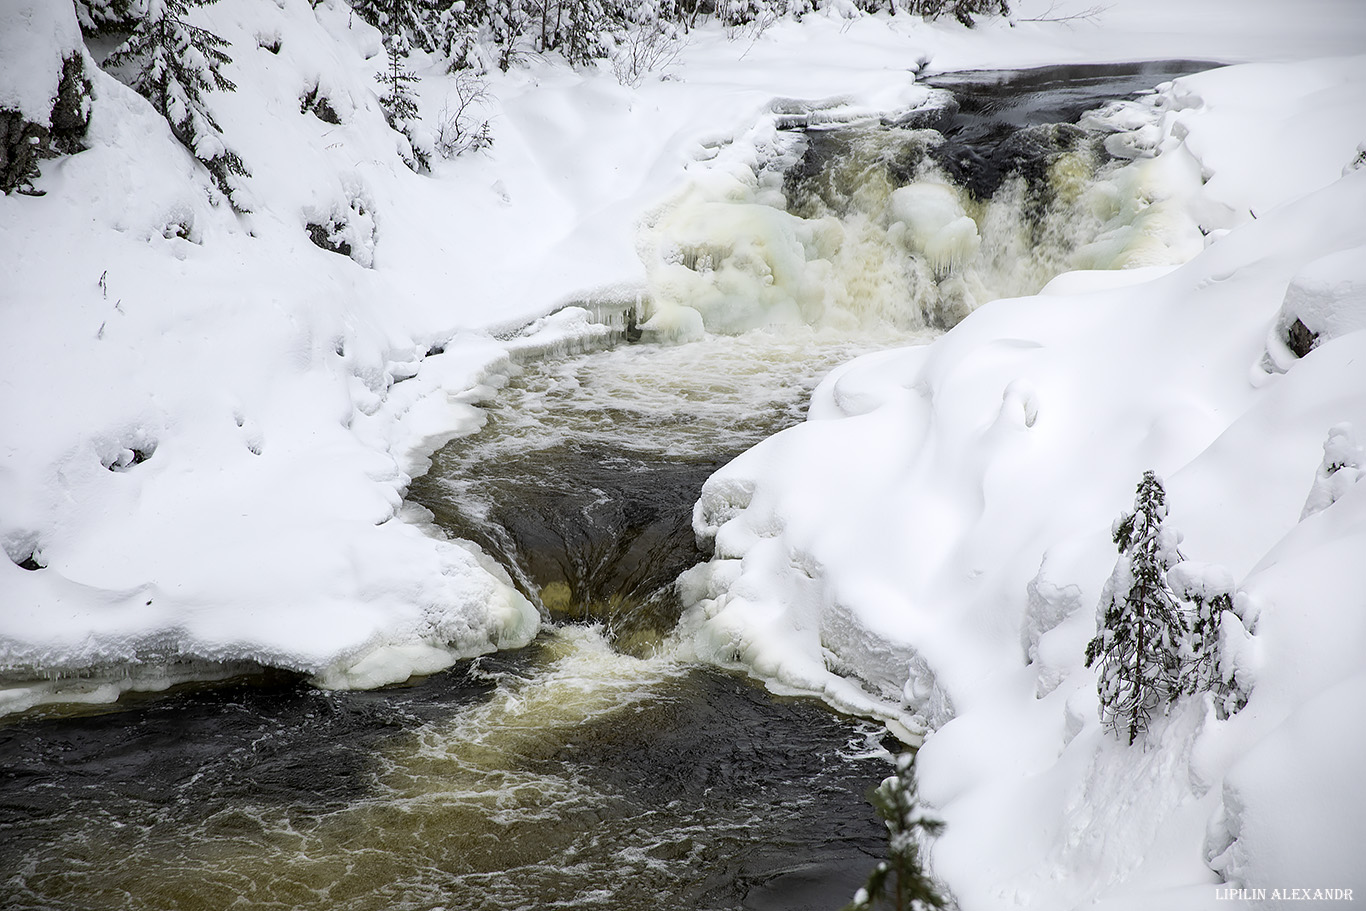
[0,0,554,710]
[1261,246,1366,372]
[680,56,1366,903]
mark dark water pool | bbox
[0,646,891,911]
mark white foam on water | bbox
[637,112,1204,340]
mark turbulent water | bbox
[0,62,1215,911]
[0,639,893,911]
[639,59,1208,338]
[0,328,915,911]
[410,327,924,650]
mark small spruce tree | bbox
[376,33,430,172]
[845,752,947,911]
[104,0,250,209]
[1085,470,1188,745]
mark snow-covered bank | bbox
[681,52,1366,906]
[0,1,1184,702]
[2,0,1364,716]
[0,0,958,703]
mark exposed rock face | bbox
[307,220,353,258]
[301,85,342,125]
[1286,317,1318,358]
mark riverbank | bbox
[682,51,1366,909]
[5,0,1362,705]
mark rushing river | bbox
[0,61,1213,910]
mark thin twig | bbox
[1016,1,1110,24]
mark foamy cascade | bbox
[638,109,1205,340]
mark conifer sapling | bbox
[105,0,250,209]
[845,752,946,911]
[376,33,431,173]
[1085,470,1187,745]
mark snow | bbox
[1278,248,1366,349]
[0,0,84,122]
[679,36,1366,911]
[4,0,1366,904]
[1299,424,1364,520]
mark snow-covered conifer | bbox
[1301,423,1363,520]
[376,34,431,172]
[435,2,487,72]
[490,0,533,70]
[905,0,1010,27]
[1,52,93,196]
[557,0,621,67]
[74,0,136,34]
[104,0,250,209]
[351,0,437,52]
[845,752,946,911]
[1167,561,1235,702]
[1085,470,1188,745]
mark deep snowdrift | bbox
[681,52,1366,907]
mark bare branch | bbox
[434,72,494,158]
[1016,1,1110,25]
[611,23,685,90]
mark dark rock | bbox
[16,553,44,571]
[307,221,352,257]
[624,307,643,343]
[1287,317,1318,358]
[301,86,341,125]
[105,444,155,472]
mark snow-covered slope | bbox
[681,52,1366,908]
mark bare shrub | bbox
[610,22,684,89]
[434,73,494,158]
